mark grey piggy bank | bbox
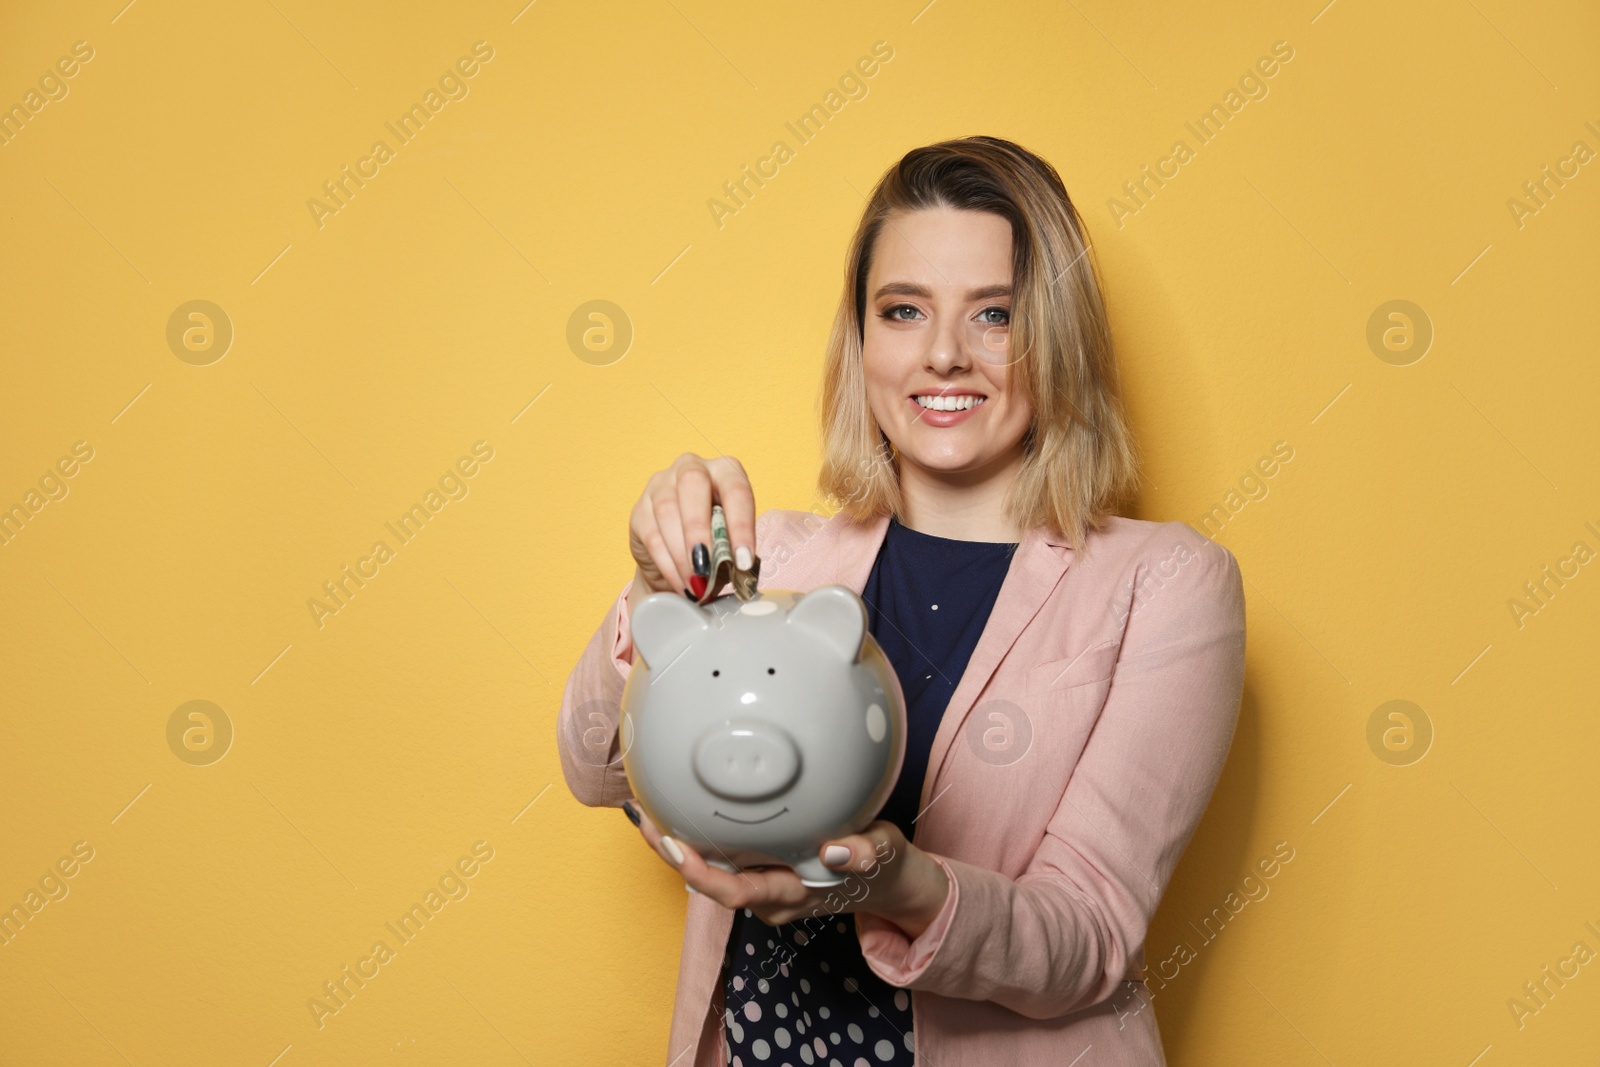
[620,585,906,887]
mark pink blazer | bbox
[556,507,1246,1066]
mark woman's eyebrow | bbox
[873,281,1013,300]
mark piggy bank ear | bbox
[786,585,867,663]
[631,593,710,670]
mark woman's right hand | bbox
[627,452,756,620]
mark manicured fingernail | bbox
[689,574,707,598]
[685,882,698,893]
[683,587,696,600]
[692,542,710,577]
[621,800,641,827]
[823,844,851,867]
[661,836,685,866]
[735,545,752,570]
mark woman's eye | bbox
[881,304,921,321]
[978,306,1010,326]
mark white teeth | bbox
[913,395,984,412]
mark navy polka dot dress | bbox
[720,516,1018,1065]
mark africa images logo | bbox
[305,41,495,230]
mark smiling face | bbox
[861,205,1036,480]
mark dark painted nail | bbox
[622,799,641,826]
[683,587,697,601]
[692,542,710,577]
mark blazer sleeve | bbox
[856,528,1248,1020]
[554,574,641,809]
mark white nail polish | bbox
[685,882,698,893]
[823,844,851,866]
[736,545,752,570]
[661,836,685,866]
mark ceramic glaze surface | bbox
[620,585,907,886]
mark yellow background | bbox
[2,0,1596,1064]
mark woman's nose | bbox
[924,312,972,374]
[691,720,801,800]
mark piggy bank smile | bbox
[620,586,907,887]
[712,807,789,824]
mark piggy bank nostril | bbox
[693,720,800,801]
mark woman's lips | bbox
[908,395,986,427]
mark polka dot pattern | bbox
[722,908,912,1064]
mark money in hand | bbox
[698,503,761,603]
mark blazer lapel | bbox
[828,510,892,592]
[822,512,1075,838]
[915,524,1072,824]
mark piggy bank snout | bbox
[692,720,800,801]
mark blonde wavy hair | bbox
[816,135,1140,555]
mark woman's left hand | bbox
[625,801,951,937]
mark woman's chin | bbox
[898,448,1004,478]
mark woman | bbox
[556,136,1246,1066]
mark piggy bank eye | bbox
[712,669,720,677]
[767,667,775,674]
